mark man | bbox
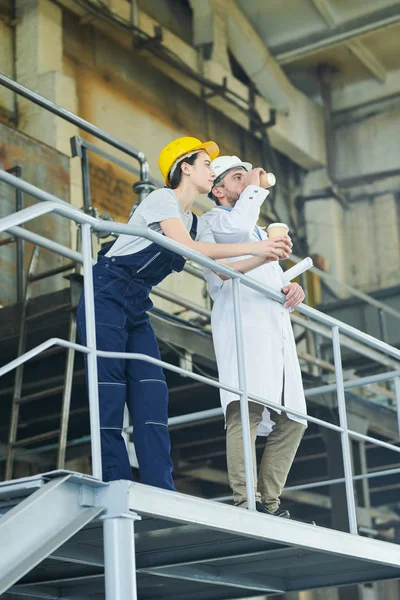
[200,156,307,518]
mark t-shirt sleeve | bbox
[137,188,181,227]
[196,222,216,243]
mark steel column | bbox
[103,515,137,600]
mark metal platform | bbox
[1,471,400,599]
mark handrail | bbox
[2,72,397,326]
[1,168,400,363]
[2,169,400,527]
[4,217,398,406]
[2,73,397,325]
[0,72,150,183]
[290,253,400,322]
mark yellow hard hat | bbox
[158,136,219,185]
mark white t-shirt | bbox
[106,188,214,257]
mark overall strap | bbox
[189,213,198,241]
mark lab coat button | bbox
[249,196,253,199]
[111,257,116,262]
[105,264,109,268]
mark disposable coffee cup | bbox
[267,222,289,239]
[259,172,276,189]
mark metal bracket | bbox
[80,205,97,218]
[250,108,277,134]
[70,135,83,159]
[132,180,157,202]
[202,77,228,101]
[134,25,163,51]
[96,480,141,521]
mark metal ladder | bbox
[4,245,81,480]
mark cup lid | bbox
[267,222,289,229]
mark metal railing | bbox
[1,170,400,536]
[1,70,399,330]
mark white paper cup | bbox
[267,222,289,239]
[259,172,276,188]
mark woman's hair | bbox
[169,152,200,189]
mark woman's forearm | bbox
[191,240,259,259]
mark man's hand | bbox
[243,168,265,188]
[252,236,292,261]
[281,282,305,308]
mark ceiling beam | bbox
[346,39,387,83]
[273,3,400,66]
[309,0,387,82]
[310,0,336,28]
[140,563,285,594]
[332,67,400,112]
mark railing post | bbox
[232,278,256,511]
[6,166,24,303]
[331,325,358,534]
[378,308,388,343]
[81,223,102,480]
[81,146,92,211]
[393,377,400,440]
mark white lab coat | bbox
[201,185,307,435]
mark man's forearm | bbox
[211,256,267,280]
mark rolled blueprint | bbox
[282,257,313,284]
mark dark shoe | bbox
[256,502,290,518]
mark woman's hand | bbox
[281,282,305,308]
[251,236,292,261]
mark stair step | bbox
[0,369,85,399]
[13,429,60,447]
[25,303,71,322]
[17,385,64,404]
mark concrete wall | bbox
[337,102,400,290]
[0,19,14,120]
[304,100,400,295]
[0,122,71,305]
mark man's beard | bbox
[226,190,240,207]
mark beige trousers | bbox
[226,401,306,511]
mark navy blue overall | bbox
[77,214,198,489]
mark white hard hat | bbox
[209,156,252,201]
[212,155,252,181]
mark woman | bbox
[77,136,291,490]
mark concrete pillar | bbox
[376,577,400,599]
[190,0,231,70]
[372,193,400,289]
[0,20,15,120]
[15,0,82,208]
[303,169,347,297]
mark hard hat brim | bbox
[197,140,220,162]
[166,140,219,185]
